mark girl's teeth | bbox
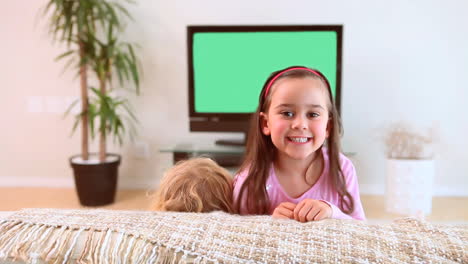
[290,137,308,143]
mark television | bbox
[187,25,342,146]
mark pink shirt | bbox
[233,148,366,220]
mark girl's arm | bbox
[326,157,366,220]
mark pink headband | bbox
[263,67,324,99]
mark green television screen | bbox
[191,26,341,114]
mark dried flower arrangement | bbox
[384,122,435,160]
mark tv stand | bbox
[215,130,248,147]
[160,143,245,168]
[160,143,355,168]
[215,139,245,147]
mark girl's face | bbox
[261,77,330,161]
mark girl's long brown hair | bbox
[235,66,354,215]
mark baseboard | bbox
[0,177,156,190]
[0,177,73,188]
[360,184,468,197]
[119,178,157,190]
[1,177,467,196]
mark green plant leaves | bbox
[43,0,141,158]
[86,88,138,145]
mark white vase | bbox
[385,159,435,216]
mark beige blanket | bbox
[0,208,466,263]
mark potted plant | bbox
[42,0,141,206]
[383,122,436,216]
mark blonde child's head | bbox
[151,157,235,213]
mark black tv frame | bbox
[187,25,343,145]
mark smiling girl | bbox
[233,66,365,222]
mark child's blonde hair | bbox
[151,157,235,213]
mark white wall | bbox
[1,0,467,195]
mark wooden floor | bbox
[1,188,467,222]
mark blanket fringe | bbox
[0,221,207,264]
[2,210,466,263]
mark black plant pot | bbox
[70,153,121,206]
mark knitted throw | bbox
[0,208,466,263]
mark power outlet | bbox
[27,96,81,114]
[27,96,44,113]
[44,96,63,113]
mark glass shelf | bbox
[159,143,245,155]
[160,142,355,167]
[160,142,245,167]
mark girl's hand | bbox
[293,199,332,222]
[272,202,296,219]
